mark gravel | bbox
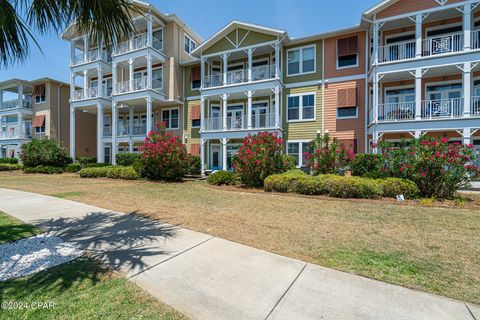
[0,234,83,281]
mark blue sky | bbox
[0,0,379,83]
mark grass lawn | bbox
[0,210,186,320]
[0,171,479,304]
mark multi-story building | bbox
[61,0,202,164]
[0,78,89,159]
[64,0,480,170]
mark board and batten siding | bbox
[203,29,278,56]
[283,85,323,141]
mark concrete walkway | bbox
[0,188,478,320]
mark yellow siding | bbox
[186,100,201,141]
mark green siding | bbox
[183,64,201,98]
[282,40,323,85]
[203,28,278,55]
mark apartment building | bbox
[0,78,89,159]
[61,0,201,164]
[62,0,480,170]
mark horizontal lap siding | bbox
[186,100,201,146]
[324,31,367,79]
[324,80,366,153]
[284,85,323,141]
[283,40,323,85]
[377,0,465,19]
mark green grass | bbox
[1,257,186,320]
[51,191,87,199]
[0,211,41,244]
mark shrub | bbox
[0,163,22,171]
[82,162,111,168]
[137,122,189,181]
[23,165,64,174]
[207,170,237,186]
[188,155,202,175]
[305,133,355,175]
[77,157,97,166]
[283,155,298,171]
[264,170,307,193]
[377,178,420,199]
[79,166,139,180]
[380,136,478,199]
[65,163,82,173]
[116,153,140,166]
[0,158,18,164]
[20,139,70,168]
[322,175,383,199]
[233,132,290,188]
[351,154,385,178]
[292,175,328,195]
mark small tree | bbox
[137,122,189,181]
[305,133,355,175]
[233,131,289,188]
[20,139,70,168]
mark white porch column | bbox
[275,42,280,78]
[200,138,206,174]
[129,33,134,51]
[463,4,472,51]
[463,128,472,146]
[414,130,422,139]
[274,86,280,128]
[463,62,472,117]
[223,53,228,85]
[247,91,253,129]
[112,62,117,94]
[0,90,3,110]
[147,54,152,89]
[111,103,117,165]
[147,13,153,47]
[247,48,253,82]
[17,111,23,138]
[97,104,104,163]
[200,58,206,89]
[372,131,379,154]
[129,58,134,91]
[83,70,88,97]
[415,14,423,58]
[221,138,228,170]
[70,40,76,65]
[373,74,379,122]
[146,96,153,133]
[415,68,423,120]
[83,35,89,62]
[70,107,75,158]
[373,23,379,64]
[129,106,134,136]
[97,67,103,97]
[200,96,205,132]
[17,84,23,109]
[222,94,228,131]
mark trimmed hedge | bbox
[322,175,383,199]
[207,171,237,186]
[82,162,111,168]
[0,163,22,171]
[0,158,18,164]
[116,153,140,166]
[264,170,308,193]
[77,157,97,165]
[65,163,82,173]
[377,178,420,199]
[79,166,139,180]
[23,165,64,174]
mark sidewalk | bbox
[0,188,478,320]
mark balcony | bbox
[72,85,112,101]
[0,99,32,111]
[203,65,278,89]
[114,34,163,56]
[378,102,416,121]
[203,113,276,132]
[73,49,111,66]
[116,124,147,137]
[114,77,162,95]
[472,96,480,117]
[421,98,464,119]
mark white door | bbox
[210,105,221,131]
[210,144,221,170]
[104,146,111,164]
[227,105,243,130]
[252,102,268,128]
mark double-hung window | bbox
[287,93,315,121]
[287,141,311,167]
[184,35,196,54]
[287,45,315,76]
[337,36,358,69]
[162,108,179,129]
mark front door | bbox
[426,83,462,117]
[226,145,240,171]
[210,105,221,131]
[252,102,268,129]
[210,144,221,170]
[104,146,111,164]
[227,105,243,130]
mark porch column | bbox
[373,74,379,122]
[275,42,280,78]
[415,14,423,58]
[70,40,75,65]
[70,107,75,158]
[129,106,134,136]
[83,70,88,97]
[17,111,23,138]
[70,72,75,100]
[222,94,228,131]
[83,35,89,62]
[372,131,379,154]
[415,69,423,120]
[221,138,228,170]
[147,54,152,89]
[147,13,153,47]
[129,141,133,153]
[146,96,153,133]
[97,104,104,163]
[247,91,253,129]
[463,4,472,51]
[463,128,472,146]
[0,90,3,109]
[414,130,422,139]
[97,67,103,97]
[223,53,228,85]
[373,23,379,64]
[111,103,117,165]
[274,86,280,128]
[463,62,472,117]
[200,138,206,175]
[247,48,253,82]
[200,58,206,89]
[200,96,205,131]
[129,33,134,51]
[129,58,134,91]
[112,62,117,94]
[17,84,23,109]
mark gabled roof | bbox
[363,0,401,18]
[191,20,288,56]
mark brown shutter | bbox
[190,144,200,156]
[347,87,357,107]
[337,89,348,108]
[338,36,358,57]
[32,84,45,97]
[190,105,201,120]
[32,115,46,127]
[191,66,201,82]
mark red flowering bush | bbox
[233,131,290,187]
[137,122,189,181]
[305,133,355,175]
[381,136,478,199]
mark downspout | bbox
[322,38,325,135]
[364,28,369,153]
[58,83,64,145]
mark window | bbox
[190,66,201,90]
[287,45,316,76]
[337,36,358,69]
[287,142,311,167]
[162,108,179,129]
[35,95,46,104]
[35,125,46,134]
[184,35,196,54]
[153,29,163,50]
[33,85,46,104]
[152,68,162,89]
[287,93,315,121]
[192,119,201,128]
[337,107,358,119]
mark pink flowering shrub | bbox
[305,133,355,175]
[233,131,290,187]
[381,136,478,199]
[137,122,189,181]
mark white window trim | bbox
[337,106,359,119]
[184,34,196,55]
[35,95,46,104]
[424,79,463,100]
[384,31,415,44]
[286,92,317,123]
[152,27,164,51]
[336,37,359,70]
[286,44,316,77]
[383,85,415,105]
[425,22,462,37]
[287,140,311,168]
[161,107,180,130]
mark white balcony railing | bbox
[72,85,111,101]
[203,113,276,132]
[472,96,480,117]
[422,98,464,119]
[378,41,416,63]
[114,34,162,55]
[73,49,111,65]
[114,77,162,94]
[423,32,463,56]
[0,99,32,111]
[103,126,112,137]
[472,30,480,50]
[116,124,147,136]
[203,65,278,88]
[378,102,416,122]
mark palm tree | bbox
[0,0,140,68]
